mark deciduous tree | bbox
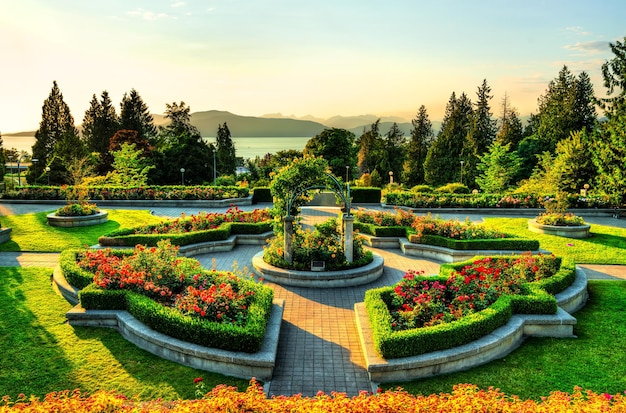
[304,128,357,179]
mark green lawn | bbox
[0,210,163,252]
[483,217,626,264]
[384,280,626,399]
[0,267,249,400]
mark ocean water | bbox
[3,135,311,160]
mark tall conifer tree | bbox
[30,81,79,183]
[216,122,237,176]
[403,105,433,185]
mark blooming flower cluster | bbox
[389,253,559,330]
[411,215,508,242]
[3,381,626,412]
[55,202,99,217]
[133,207,272,235]
[353,207,415,227]
[77,240,256,324]
[536,212,585,226]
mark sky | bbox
[1,0,625,133]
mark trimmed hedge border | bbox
[99,221,273,247]
[362,256,577,360]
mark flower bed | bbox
[61,240,274,353]
[365,253,575,359]
[353,209,539,251]
[263,218,373,271]
[0,185,250,201]
[98,207,272,247]
[3,382,625,411]
[384,191,614,209]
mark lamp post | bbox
[16,156,24,186]
[46,166,51,186]
[460,160,464,185]
[180,168,185,185]
[346,165,350,183]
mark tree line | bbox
[1,87,237,187]
[288,37,625,205]
[1,36,624,205]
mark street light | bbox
[46,166,51,186]
[346,165,350,183]
[16,156,24,186]
[180,168,185,185]
[460,160,465,185]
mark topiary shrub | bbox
[435,183,470,194]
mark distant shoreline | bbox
[2,135,310,160]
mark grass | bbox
[0,210,163,252]
[0,266,249,400]
[482,217,626,264]
[383,280,626,399]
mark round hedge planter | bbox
[528,219,590,239]
[47,210,108,227]
[252,251,384,288]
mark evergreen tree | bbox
[304,128,357,179]
[475,142,522,193]
[357,119,382,176]
[424,92,473,186]
[82,91,119,174]
[216,122,237,177]
[464,79,497,187]
[119,89,157,144]
[403,105,433,186]
[159,101,200,144]
[496,93,524,150]
[0,131,5,178]
[30,81,79,183]
[591,36,626,204]
[381,122,406,183]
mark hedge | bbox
[411,234,540,251]
[350,187,382,203]
[1,185,250,201]
[98,221,272,247]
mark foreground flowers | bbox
[2,381,625,412]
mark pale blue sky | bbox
[1,0,624,132]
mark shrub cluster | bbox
[365,254,575,359]
[2,381,624,411]
[63,241,273,353]
[98,207,272,247]
[0,185,250,201]
[350,187,382,203]
[55,202,99,216]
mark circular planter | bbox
[252,251,384,288]
[527,219,590,239]
[47,210,108,227]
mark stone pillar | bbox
[283,216,295,264]
[343,214,354,263]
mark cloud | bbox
[171,1,186,7]
[565,26,591,36]
[126,8,169,21]
[564,40,610,54]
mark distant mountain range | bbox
[6,110,443,138]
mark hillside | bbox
[192,110,326,137]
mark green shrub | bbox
[411,184,433,193]
[350,187,381,203]
[252,187,272,203]
[435,183,471,194]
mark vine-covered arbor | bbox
[269,156,354,264]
